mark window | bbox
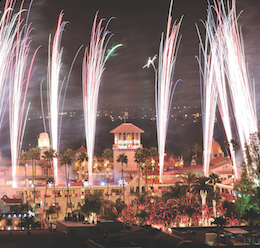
[136,186,139,193]
[130,186,134,193]
[142,186,145,193]
[6,219,13,226]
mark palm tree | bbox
[28,148,40,204]
[117,154,128,202]
[192,143,202,162]
[102,148,113,164]
[209,173,221,218]
[42,148,57,220]
[134,148,149,194]
[184,205,197,226]
[181,172,197,196]
[77,151,88,181]
[20,151,30,188]
[60,149,75,215]
[162,182,186,202]
[149,147,158,191]
[192,176,212,226]
[81,191,103,223]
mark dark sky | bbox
[1,0,260,157]
[22,0,260,109]
[0,0,255,109]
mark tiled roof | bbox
[75,146,87,154]
[110,123,144,133]
[1,195,23,205]
[70,182,83,187]
[179,164,203,172]
[210,157,229,166]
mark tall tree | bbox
[20,151,30,187]
[77,151,88,181]
[117,154,128,202]
[192,176,212,226]
[162,183,186,202]
[134,148,149,194]
[149,147,158,191]
[81,191,103,222]
[60,148,75,215]
[42,148,57,221]
[209,173,221,218]
[28,148,40,204]
[192,143,202,162]
[181,172,197,196]
[102,148,113,162]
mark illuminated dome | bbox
[211,139,224,158]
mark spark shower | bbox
[0,0,258,187]
[144,0,183,182]
[197,0,258,178]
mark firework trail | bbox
[82,13,121,185]
[9,1,39,187]
[144,0,182,182]
[197,0,258,177]
[219,0,258,167]
[0,1,24,130]
[46,12,82,186]
[47,12,68,186]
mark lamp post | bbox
[151,159,155,191]
[81,188,85,205]
[104,163,110,200]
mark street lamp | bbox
[81,188,85,205]
[151,159,155,191]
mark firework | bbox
[82,13,121,185]
[0,1,24,129]
[144,0,182,182]
[9,1,39,187]
[47,12,68,185]
[197,0,258,177]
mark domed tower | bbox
[38,132,50,159]
[210,139,224,160]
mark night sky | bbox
[1,0,260,158]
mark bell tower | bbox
[38,132,51,159]
[110,123,144,181]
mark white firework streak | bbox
[82,13,120,185]
[0,1,23,130]
[220,1,258,166]
[197,0,258,177]
[47,12,68,186]
[143,1,182,183]
[156,1,183,182]
[9,1,39,187]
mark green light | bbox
[105,44,123,62]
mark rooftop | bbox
[110,123,144,134]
